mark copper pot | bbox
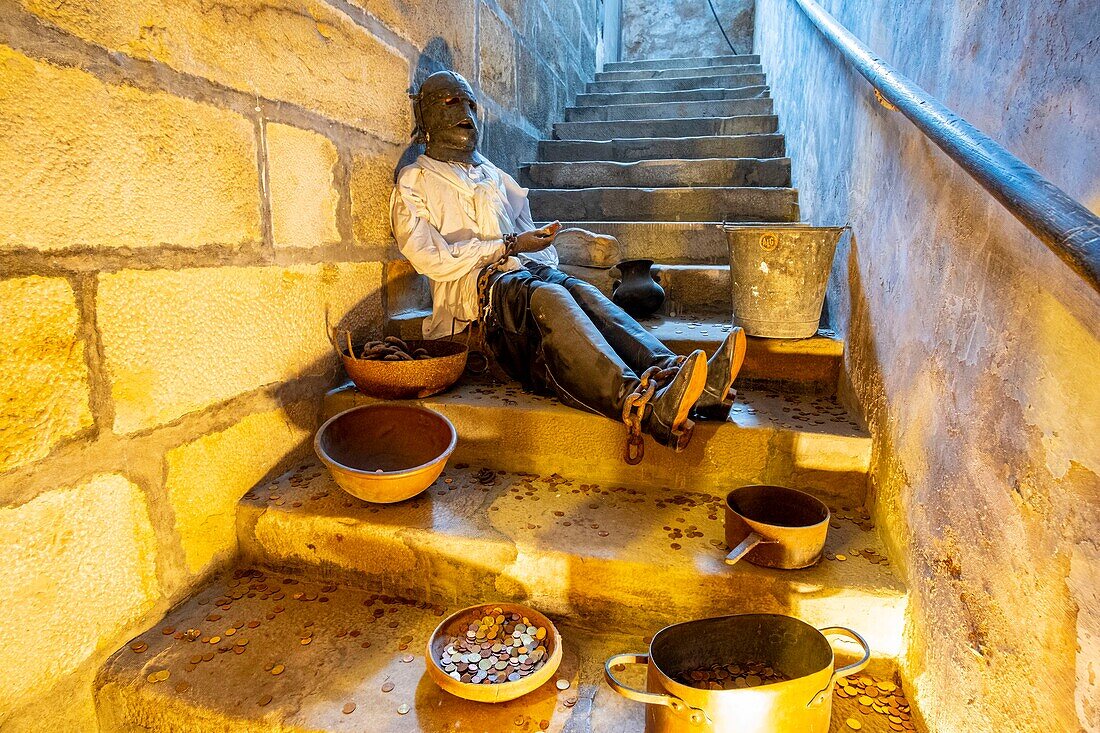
[314,404,456,503]
[604,614,870,733]
[724,485,830,569]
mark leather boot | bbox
[693,326,747,420]
[644,349,708,451]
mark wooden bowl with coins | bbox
[426,602,563,703]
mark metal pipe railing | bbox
[789,0,1100,294]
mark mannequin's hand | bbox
[514,221,562,253]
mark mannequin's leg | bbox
[525,263,679,374]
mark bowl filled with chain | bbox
[427,602,563,703]
[336,332,467,400]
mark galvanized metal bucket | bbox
[605,614,870,733]
[723,226,847,339]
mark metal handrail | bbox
[789,0,1100,294]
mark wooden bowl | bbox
[341,339,467,400]
[314,404,456,503]
[426,602,563,703]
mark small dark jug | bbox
[612,259,665,318]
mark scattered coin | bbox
[130,642,148,653]
[397,703,410,715]
[270,664,285,676]
[845,719,862,730]
[342,702,356,714]
[555,678,570,691]
[381,681,395,693]
[258,695,273,707]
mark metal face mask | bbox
[414,71,482,165]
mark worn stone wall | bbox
[755,1,1099,731]
[621,0,754,60]
[0,0,597,729]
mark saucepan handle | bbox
[724,531,777,565]
[806,626,872,707]
[604,653,709,726]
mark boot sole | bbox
[671,351,709,436]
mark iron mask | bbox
[413,71,482,165]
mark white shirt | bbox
[389,155,559,338]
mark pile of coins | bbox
[675,660,790,690]
[437,608,550,685]
[836,674,915,730]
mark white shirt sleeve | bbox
[390,169,506,283]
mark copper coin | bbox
[271,664,285,675]
[130,642,148,653]
[342,702,356,714]
[258,695,272,707]
[381,682,395,693]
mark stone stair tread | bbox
[528,186,799,223]
[537,134,785,163]
[587,72,768,94]
[595,63,764,81]
[520,157,791,188]
[96,568,918,732]
[547,220,734,263]
[564,97,774,122]
[604,54,761,71]
[575,85,771,107]
[322,375,870,503]
[553,114,780,141]
[238,463,907,656]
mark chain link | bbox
[621,364,681,465]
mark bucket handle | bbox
[806,626,871,707]
[604,653,709,726]
[724,531,779,565]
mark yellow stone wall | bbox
[0,0,598,728]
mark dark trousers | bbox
[484,263,679,420]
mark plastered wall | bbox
[0,1,597,729]
[755,0,1099,730]
[621,0,754,60]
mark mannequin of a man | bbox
[390,71,746,455]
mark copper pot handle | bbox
[724,531,779,565]
[604,654,709,726]
[807,626,872,707]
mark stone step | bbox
[528,186,800,223]
[537,134,785,163]
[322,377,870,503]
[520,157,791,189]
[587,72,766,94]
[97,568,919,733]
[384,310,844,394]
[603,53,760,71]
[559,262,731,315]
[550,220,731,262]
[553,114,779,141]
[238,464,907,658]
[564,96,773,122]
[386,307,842,392]
[575,84,770,108]
[595,62,763,81]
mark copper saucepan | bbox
[724,485,830,569]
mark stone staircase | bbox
[94,55,924,733]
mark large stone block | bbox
[0,45,259,252]
[0,277,93,473]
[0,474,159,717]
[478,2,515,105]
[97,263,383,434]
[349,0,477,81]
[266,123,340,249]
[165,402,312,578]
[21,0,411,141]
[350,149,402,249]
